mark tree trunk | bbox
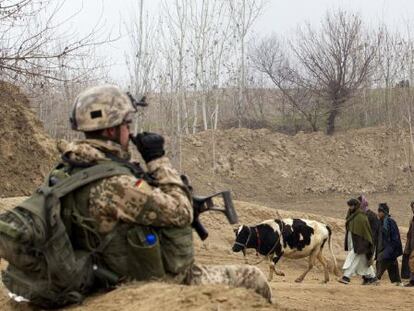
[192,101,198,134]
[309,118,318,132]
[326,102,339,135]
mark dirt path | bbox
[272,279,413,311]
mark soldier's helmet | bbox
[70,84,136,132]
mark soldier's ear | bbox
[233,227,239,234]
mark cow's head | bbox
[232,225,251,252]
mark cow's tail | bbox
[326,225,341,277]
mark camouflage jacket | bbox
[57,139,193,233]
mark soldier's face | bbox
[120,123,131,151]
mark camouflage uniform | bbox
[57,139,193,233]
[188,264,272,303]
[58,138,273,302]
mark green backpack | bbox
[0,161,194,309]
[0,163,134,308]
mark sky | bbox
[64,0,414,81]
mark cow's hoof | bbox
[320,280,329,284]
[294,278,303,283]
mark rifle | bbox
[180,175,238,240]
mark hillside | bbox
[181,127,414,208]
[0,82,57,198]
[1,82,413,203]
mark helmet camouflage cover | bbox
[70,85,136,132]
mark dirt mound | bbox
[0,82,57,197]
[181,127,413,207]
[1,283,277,311]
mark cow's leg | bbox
[295,249,318,283]
[272,255,285,277]
[317,250,330,283]
[267,255,285,281]
[242,249,248,264]
[268,256,274,281]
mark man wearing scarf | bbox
[357,195,380,284]
[358,195,380,248]
[402,201,414,287]
[339,198,377,284]
[376,203,403,285]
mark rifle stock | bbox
[191,191,238,240]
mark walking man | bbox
[339,198,377,284]
[375,203,403,286]
[403,201,414,287]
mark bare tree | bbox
[0,0,113,86]
[187,0,233,132]
[372,25,409,125]
[292,10,379,135]
[226,0,265,127]
[250,34,322,131]
[0,0,116,139]
[124,0,157,133]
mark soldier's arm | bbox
[89,158,192,228]
[143,156,193,226]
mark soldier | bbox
[57,85,272,303]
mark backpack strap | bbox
[50,162,133,199]
[17,162,132,228]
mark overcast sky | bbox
[67,0,414,82]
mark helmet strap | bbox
[87,126,122,145]
[115,126,122,144]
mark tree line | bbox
[2,0,414,143]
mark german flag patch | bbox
[133,179,152,195]
[135,179,144,188]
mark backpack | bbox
[0,162,131,309]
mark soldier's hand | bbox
[130,132,165,163]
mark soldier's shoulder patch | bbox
[133,179,152,195]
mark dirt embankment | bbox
[0,82,57,198]
[1,86,412,205]
[181,127,414,207]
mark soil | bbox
[0,197,412,311]
[181,127,414,209]
[0,81,57,198]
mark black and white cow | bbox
[232,218,341,283]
